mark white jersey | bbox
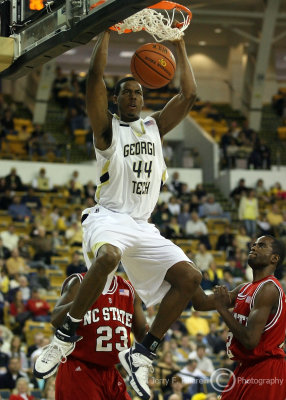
[94,114,167,221]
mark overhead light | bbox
[79,72,86,77]
[119,51,134,58]
[199,41,206,46]
[214,28,222,34]
[65,49,77,55]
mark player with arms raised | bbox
[192,235,286,400]
[52,272,146,399]
[35,28,202,400]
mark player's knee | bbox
[179,265,202,293]
[96,244,121,274]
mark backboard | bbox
[0,0,159,79]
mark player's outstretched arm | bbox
[151,38,197,136]
[214,282,279,350]
[86,31,113,150]
[132,292,148,343]
[192,284,243,311]
[51,277,80,328]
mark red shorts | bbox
[55,358,131,400]
[221,357,286,400]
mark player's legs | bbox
[55,359,131,400]
[149,260,201,338]
[221,358,286,400]
[34,243,121,379]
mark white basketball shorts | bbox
[81,205,191,307]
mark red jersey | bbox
[226,275,286,362]
[61,273,134,367]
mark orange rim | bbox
[90,0,192,32]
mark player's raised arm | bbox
[214,282,279,350]
[51,277,80,328]
[131,292,148,343]
[191,284,244,311]
[86,31,112,150]
[151,38,197,136]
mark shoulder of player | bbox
[253,281,280,306]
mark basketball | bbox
[130,43,176,89]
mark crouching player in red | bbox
[192,235,286,400]
[51,272,147,399]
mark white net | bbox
[113,8,190,42]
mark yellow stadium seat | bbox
[277,126,286,141]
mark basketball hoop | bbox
[90,1,192,42]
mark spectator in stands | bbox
[188,344,214,377]
[193,184,207,202]
[26,289,50,322]
[0,238,10,260]
[206,322,221,354]
[52,66,69,106]
[26,332,44,359]
[8,196,32,222]
[199,194,229,221]
[30,266,52,294]
[168,196,181,216]
[258,139,271,169]
[219,268,236,291]
[180,183,192,204]
[22,188,42,211]
[0,356,29,390]
[5,169,23,191]
[238,189,259,237]
[230,178,249,205]
[215,224,234,252]
[67,180,82,204]
[158,185,173,205]
[185,212,211,249]
[162,141,174,167]
[194,243,214,271]
[32,168,52,192]
[83,180,96,199]
[185,311,210,337]
[39,132,59,158]
[34,207,54,232]
[169,171,183,197]
[257,212,273,236]
[177,335,193,361]
[0,188,12,210]
[165,216,184,240]
[66,251,87,277]
[65,221,82,247]
[212,328,228,356]
[9,291,29,334]
[280,211,286,245]
[266,203,284,236]
[189,194,200,213]
[234,226,251,251]
[156,350,180,392]
[178,203,191,231]
[28,124,45,157]
[27,226,55,265]
[0,259,10,299]
[9,376,34,400]
[17,275,31,303]
[0,337,9,374]
[1,109,15,135]
[163,375,189,400]
[0,225,19,252]
[269,181,286,200]
[8,336,28,373]
[255,178,268,201]
[6,249,30,278]
[178,359,206,396]
[201,271,217,290]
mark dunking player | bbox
[53,272,146,399]
[35,30,202,400]
[192,235,286,400]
